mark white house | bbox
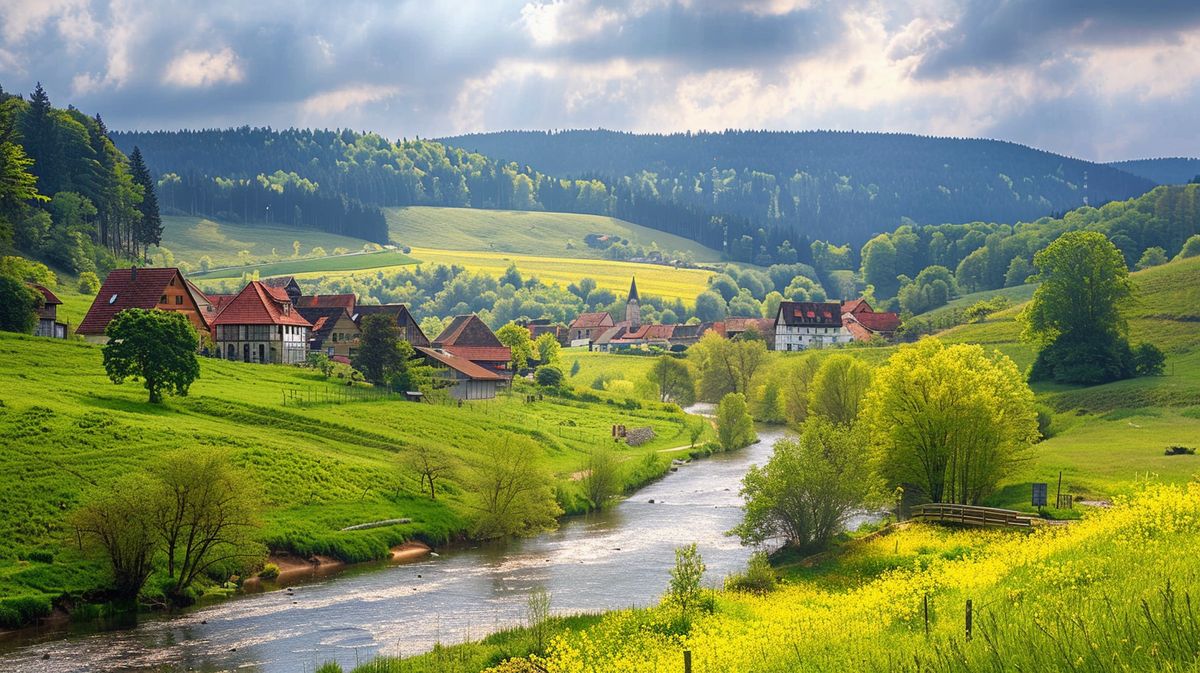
[773,300,852,351]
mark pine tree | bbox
[129,147,162,250]
[19,83,63,195]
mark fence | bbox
[910,503,1033,528]
[281,384,402,407]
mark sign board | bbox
[1032,483,1048,507]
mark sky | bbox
[2,0,1199,162]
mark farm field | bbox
[158,215,376,268]
[385,206,722,262]
[290,247,718,303]
[0,332,711,612]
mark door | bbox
[258,344,266,363]
[243,344,250,362]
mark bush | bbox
[1035,404,1057,441]
[724,552,777,594]
[1133,342,1167,376]
[77,271,101,294]
[0,595,53,628]
[258,563,280,580]
[535,365,564,388]
[26,549,54,563]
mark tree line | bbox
[0,83,161,273]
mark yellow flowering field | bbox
[487,482,1200,673]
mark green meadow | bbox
[385,206,722,262]
[0,332,712,616]
[159,215,376,268]
[192,249,419,280]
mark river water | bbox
[1,426,845,673]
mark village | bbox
[22,267,900,402]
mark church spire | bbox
[628,276,639,302]
[625,276,641,328]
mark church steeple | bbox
[625,276,641,327]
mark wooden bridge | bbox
[910,503,1034,528]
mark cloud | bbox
[163,47,245,88]
[301,84,401,118]
[0,0,1197,161]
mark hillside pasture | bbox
[385,206,722,262]
[192,249,419,280]
[159,215,376,268]
[0,332,708,608]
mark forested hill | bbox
[1107,157,1200,186]
[440,130,1156,245]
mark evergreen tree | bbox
[129,147,163,249]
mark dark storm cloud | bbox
[911,0,1200,79]
[543,2,844,69]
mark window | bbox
[160,295,168,303]
[174,296,183,305]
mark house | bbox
[841,298,901,342]
[773,301,852,351]
[432,314,512,377]
[262,275,356,312]
[262,276,303,304]
[299,306,360,358]
[568,311,614,346]
[717,317,776,344]
[31,285,67,339]
[353,304,430,347]
[77,267,212,343]
[666,322,710,350]
[415,346,506,400]
[524,319,569,346]
[212,281,311,364]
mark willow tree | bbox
[862,338,1038,505]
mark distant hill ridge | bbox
[1106,157,1200,186]
[439,129,1156,245]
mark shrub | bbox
[0,595,53,628]
[26,549,54,564]
[725,552,777,594]
[1132,342,1166,376]
[77,271,101,294]
[258,563,280,580]
[1035,404,1057,440]
[535,365,564,388]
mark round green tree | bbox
[102,308,200,403]
[0,273,41,333]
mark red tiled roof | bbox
[78,267,186,335]
[444,345,512,362]
[850,310,900,333]
[777,301,842,327]
[433,315,503,348]
[416,346,506,381]
[208,294,235,312]
[32,284,61,305]
[212,281,312,326]
[569,312,613,329]
[297,294,356,310]
[842,298,870,314]
[845,320,875,342]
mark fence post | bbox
[965,599,972,641]
[683,650,692,673]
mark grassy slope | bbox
[0,333,712,606]
[385,206,722,262]
[192,250,418,280]
[564,257,1200,509]
[159,215,374,268]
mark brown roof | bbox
[776,301,843,327]
[569,312,614,329]
[842,298,870,314]
[261,276,298,289]
[434,315,503,348]
[32,284,61,305]
[353,304,430,346]
[298,306,353,342]
[443,346,512,362]
[723,317,775,335]
[416,347,506,381]
[78,267,189,335]
[212,281,312,326]
[297,294,356,310]
[207,294,235,312]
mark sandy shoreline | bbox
[243,541,433,588]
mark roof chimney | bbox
[130,266,138,281]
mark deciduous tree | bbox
[70,474,158,599]
[807,354,872,426]
[0,273,41,333]
[102,308,199,403]
[646,355,695,404]
[497,322,534,372]
[735,418,879,551]
[862,338,1038,504]
[466,434,562,538]
[717,392,756,451]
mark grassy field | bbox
[354,482,1200,673]
[159,215,375,268]
[191,250,419,280]
[289,247,718,304]
[385,206,722,262]
[0,332,714,619]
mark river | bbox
[2,425,857,673]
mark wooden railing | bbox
[910,503,1033,528]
